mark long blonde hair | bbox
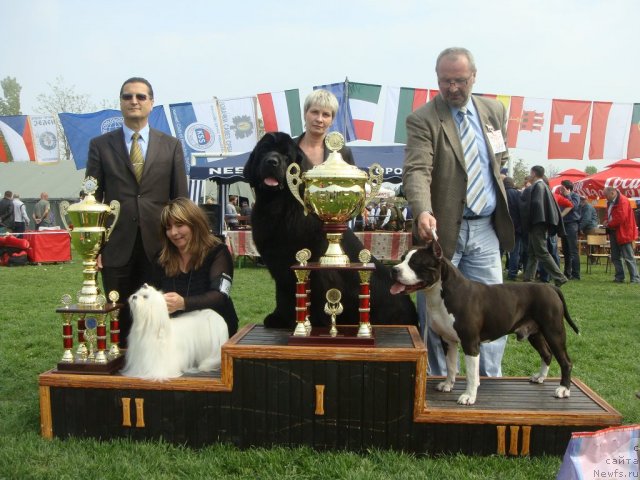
[158,197,220,277]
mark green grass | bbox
[0,252,638,479]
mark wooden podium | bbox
[39,324,621,455]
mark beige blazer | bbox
[403,95,514,258]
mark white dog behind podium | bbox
[122,284,229,381]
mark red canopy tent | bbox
[574,159,640,200]
[549,168,587,190]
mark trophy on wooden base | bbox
[286,132,382,344]
[56,177,125,374]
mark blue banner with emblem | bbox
[169,101,224,172]
[59,106,171,170]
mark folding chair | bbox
[586,234,610,273]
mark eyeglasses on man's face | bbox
[438,76,473,89]
[120,93,150,101]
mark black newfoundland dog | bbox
[244,132,418,329]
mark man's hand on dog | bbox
[164,292,185,314]
[416,211,438,242]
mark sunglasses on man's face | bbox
[120,93,150,101]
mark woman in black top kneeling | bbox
[152,197,239,337]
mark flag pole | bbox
[344,76,349,141]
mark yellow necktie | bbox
[130,132,144,183]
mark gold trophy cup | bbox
[59,177,120,306]
[286,132,383,265]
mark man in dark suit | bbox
[403,47,514,377]
[519,166,568,287]
[86,77,188,346]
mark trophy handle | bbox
[105,200,120,242]
[364,163,384,207]
[286,163,308,215]
[59,201,70,231]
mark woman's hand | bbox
[164,292,185,314]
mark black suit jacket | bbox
[519,180,565,237]
[86,127,188,267]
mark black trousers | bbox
[100,230,153,347]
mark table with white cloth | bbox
[225,230,411,262]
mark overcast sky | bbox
[2,0,638,172]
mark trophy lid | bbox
[66,177,111,213]
[302,132,368,180]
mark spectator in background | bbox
[33,192,52,230]
[12,193,29,236]
[369,202,380,230]
[225,195,239,229]
[560,180,582,280]
[536,181,572,283]
[239,200,252,227]
[578,196,599,235]
[520,166,568,287]
[0,190,14,233]
[503,177,522,280]
[377,201,391,230]
[603,186,639,284]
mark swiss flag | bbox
[548,99,591,159]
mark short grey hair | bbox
[304,89,339,118]
[436,47,477,73]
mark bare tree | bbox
[546,164,560,179]
[35,77,92,161]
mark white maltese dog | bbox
[121,284,229,381]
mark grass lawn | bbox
[0,250,638,479]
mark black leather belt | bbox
[462,215,490,220]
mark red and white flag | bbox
[589,102,632,160]
[548,99,591,159]
[506,97,552,151]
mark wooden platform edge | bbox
[37,323,424,393]
[414,377,623,427]
[39,385,53,439]
[224,324,427,363]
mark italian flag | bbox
[257,89,303,137]
[348,82,381,141]
[589,102,632,160]
[627,103,640,159]
[382,87,430,144]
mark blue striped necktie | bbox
[458,107,486,215]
